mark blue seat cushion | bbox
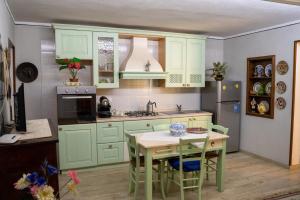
[168,158,201,172]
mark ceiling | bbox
[7,0,300,37]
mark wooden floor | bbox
[59,152,300,200]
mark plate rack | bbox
[246,55,275,119]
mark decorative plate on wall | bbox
[276,60,289,75]
[276,81,287,94]
[276,97,286,110]
[16,62,38,83]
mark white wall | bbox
[0,0,15,124]
[224,23,300,166]
[14,25,224,132]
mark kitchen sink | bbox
[161,110,203,115]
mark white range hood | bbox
[120,37,167,79]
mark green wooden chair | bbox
[153,124,170,132]
[125,131,166,200]
[164,137,209,200]
[205,123,228,181]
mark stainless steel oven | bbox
[57,86,96,125]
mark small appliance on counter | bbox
[98,96,112,118]
[57,86,96,125]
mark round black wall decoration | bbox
[16,62,38,83]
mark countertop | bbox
[97,111,212,122]
[0,119,58,148]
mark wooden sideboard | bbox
[0,119,59,200]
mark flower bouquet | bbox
[57,57,86,85]
[14,160,80,200]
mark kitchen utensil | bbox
[170,123,186,137]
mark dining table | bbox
[134,130,229,200]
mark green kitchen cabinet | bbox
[58,124,97,170]
[93,32,119,88]
[124,119,171,133]
[186,39,205,87]
[55,29,93,60]
[171,117,189,127]
[165,37,205,88]
[97,122,123,143]
[97,142,124,165]
[165,37,187,87]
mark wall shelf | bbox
[246,55,275,119]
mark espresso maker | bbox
[98,96,112,118]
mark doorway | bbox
[290,41,300,167]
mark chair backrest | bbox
[208,122,229,135]
[124,131,140,167]
[153,124,170,131]
[179,137,209,173]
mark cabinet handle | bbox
[58,128,62,131]
[187,84,190,87]
[211,141,215,147]
[193,118,196,120]
[108,123,112,127]
[183,84,186,87]
[146,123,150,127]
[108,145,113,149]
[56,55,60,59]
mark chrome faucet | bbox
[176,104,182,112]
[146,100,157,114]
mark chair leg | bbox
[159,161,166,200]
[206,159,209,181]
[134,168,140,200]
[128,166,134,194]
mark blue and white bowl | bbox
[170,123,186,137]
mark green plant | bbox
[208,62,228,80]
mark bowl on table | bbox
[170,123,186,137]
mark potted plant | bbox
[57,57,86,83]
[208,62,228,81]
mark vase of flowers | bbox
[208,62,228,81]
[57,57,86,85]
[14,160,80,200]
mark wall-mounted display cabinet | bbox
[93,32,119,88]
[53,24,206,88]
[246,55,275,119]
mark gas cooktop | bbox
[125,111,159,117]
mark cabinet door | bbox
[98,142,124,165]
[124,120,153,133]
[171,117,189,127]
[93,32,119,88]
[97,122,123,143]
[186,39,205,87]
[58,124,97,170]
[55,29,92,59]
[188,115,212,128]
[165,37,187,87]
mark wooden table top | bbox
[135,131,229,149]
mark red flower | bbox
[74,62,81,70]
[68,63,74,69]
[67,170,80,185]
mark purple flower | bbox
[47,165,58,176]
[26,172,38,184]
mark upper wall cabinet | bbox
[165,37,205,88]
[165,37,187,87]
[93,32,119,88]
[55,29,93,60]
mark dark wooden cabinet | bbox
[246,55,275,119]
[0,122,58,200]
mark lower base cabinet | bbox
[97,142,124,165]
[58,124,97,170]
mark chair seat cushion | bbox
[168,158,201,172]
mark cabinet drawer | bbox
[152,118,171,126]
[171,117,189,127]
[97,122,123,143]
[97,142,124,165]
[124,120,153,133]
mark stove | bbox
[125,111,159,117]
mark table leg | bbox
[145,149,153,200]
[217,144,226,192]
